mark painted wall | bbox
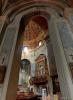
[21,41,49,77]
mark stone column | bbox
[0,18,20,100]
[49,16,73,100]
[5,31,23,100]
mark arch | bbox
[4,1,65,15]
[1,7,50,100]
[20,59,31,75]
[3,1,64,22]
[21,59,31,69]
[11,10,50,24]
[0,3,64,100]
[19,14,48,33]
[21,13,49,27]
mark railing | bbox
[30,75,48,85]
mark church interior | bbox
[0,0,73,100]
[17,15,60,100]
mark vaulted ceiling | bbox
[5,0,70,8]
[1,0,71,50]
[7,0,57,4]
[21,16,48,49]
[1,0,73,18]
[2,0,69,15]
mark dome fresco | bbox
[22,16,48,49]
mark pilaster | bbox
[0,20,20,100]
[49,16,73,100]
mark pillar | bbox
[5,31,23,100]
[49,16,73,100]
[0,18,20,100]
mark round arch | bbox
[21,59,31,73]
[0,3,65,100]
[4,1,65,16]
[19,14,49,34]
[3,1,65,24]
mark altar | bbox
[16,92,39,100]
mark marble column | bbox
[49,16,73,100]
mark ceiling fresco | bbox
[21,16,48,49]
